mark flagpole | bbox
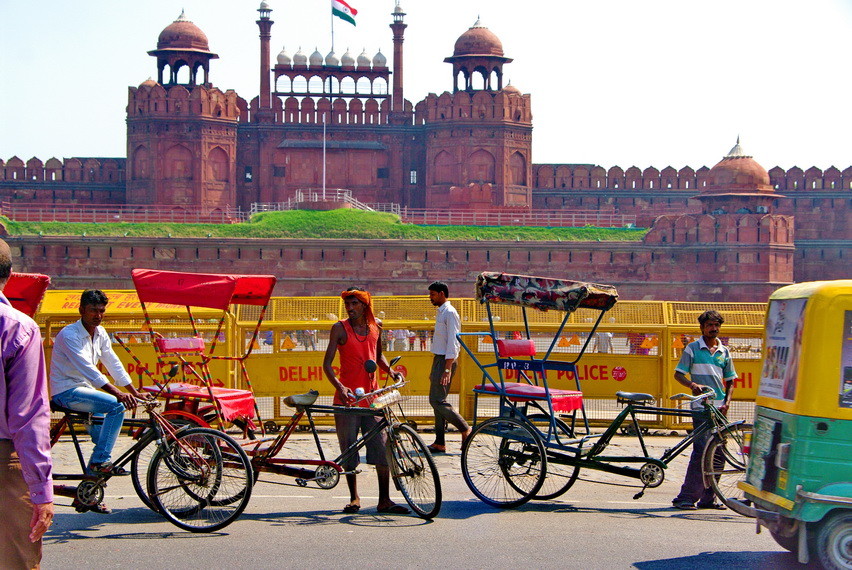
[331,6,335,53]
[322,113,327,195]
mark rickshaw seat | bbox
[283,390,320,408]
[155,337,206,353]
[496,339,537,357]
[50,401,90,419]
[474,382,583,412]
[615,391,655,404]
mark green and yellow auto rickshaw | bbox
[728,280,852,568]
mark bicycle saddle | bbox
[283,389,320,408]
[615,391,655,403]
[50,400,92,419]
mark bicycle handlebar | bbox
[669,387,715,403]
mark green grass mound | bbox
[1,210,647,241]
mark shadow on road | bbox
[634,550,811,569]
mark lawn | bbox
[1,210,648,241]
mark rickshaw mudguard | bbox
[797,483,852,521]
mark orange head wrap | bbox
[341,289,377,332]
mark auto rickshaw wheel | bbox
[815,510,852,570]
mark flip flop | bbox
[427,444,446,453]
[342,503,361,514]
[377,504,410,515]
[696,502,727,510]
[72,498,112,515]
[88,462,128,476]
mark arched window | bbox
[132,146,150,180]
[165,145,193,179]
[208,147,229,182]
[433,151,456,185]
[468,149,495,183]
[509,152,526,185]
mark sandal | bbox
[342,503,361,514]
[427,443,446,453]
[696,501,727,510]
[72,498,112,515]
[88,462,128,476]
[377,503,410,515]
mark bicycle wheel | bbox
[461,416,546,509]
[701,422,752,503]
[147,427,253,532]
[386,424,441,519]
[526,414,580,500]
[131,411,206,511]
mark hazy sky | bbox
[2,0,851,171]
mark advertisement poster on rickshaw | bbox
[759,298,807,401]
[840,310,852,408]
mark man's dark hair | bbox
[81,289,109,308]
[428,281,449,297]
[698,310,724,326]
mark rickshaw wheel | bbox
[526,414,580,499]
[815,511,852,570]
[131,410,207,512]
[461,416,546,509]
[701,423,752,503]
[147,427,253,532]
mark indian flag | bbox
[332,0,357,26]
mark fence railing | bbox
[0,202,247,224]
[397,208,637,228]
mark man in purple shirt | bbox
[0,238,54,568]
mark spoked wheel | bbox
[386,424,442,519]
[131,411,206,511]
[461,416,546,509]
[702,423,752,503]
[147,427,253,532]
[526,414,581,500]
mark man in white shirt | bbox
[391,329,410,351]
[426,282,471,453]
[50,290,144,506]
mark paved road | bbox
[43,432,807,569]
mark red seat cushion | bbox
[155,337,206,353]
[496,339,536,357]
[474,382,583,412]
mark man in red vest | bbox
[322,287,409,515]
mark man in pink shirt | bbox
[0,239,53,568]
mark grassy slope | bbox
[1,210,647,241]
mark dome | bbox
[325,50,340,66]
[259,1,270,9]
[341,49,355,67]
[309,48,324,67]
[372,49,387,67]
[703,138,773,195]
[157,10,211,52]
[453,18,504,57]
[139,77,158,88]
[502,80,520,94]
[356,49,371,68]
[277,47,291,66]
[293,47,307,66]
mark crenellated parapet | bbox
[128,82,243,120]
[533,163,852,193]
[245,94,413,126]
[414,89,531,125]
[644,213,794,245]
[0,156,125,184]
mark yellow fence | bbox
[38,291,767,429]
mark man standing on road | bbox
[0,238,54,568]
[322,287,409,515]
[50,290,145,513]
[426,281,471,454]
[672,310,736,510]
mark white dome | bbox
[372,49,387,67]
[341,49,355,67]
[356,48,371,68]
[277,46,291,66]
[259,1,270,10]
[325,50,340,66]
[293,47,307,65]
[309,48,324,67]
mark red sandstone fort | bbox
[0,3,848,300]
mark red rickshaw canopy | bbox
[475,271,618,312]
[4,272,51,317]
[131,269,276,310]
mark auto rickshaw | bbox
[727,280,852,569]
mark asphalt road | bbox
[43,432,808,569]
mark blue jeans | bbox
[673,410,716,506]
[53,386,126,466]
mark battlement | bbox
[127,83,244,120]
[414,90,532,125]
[0,156,125,184]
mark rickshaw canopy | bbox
[3,272,50,317]
[475,272,618,313]
[131,269,276,311]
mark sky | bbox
[2,0,852,171]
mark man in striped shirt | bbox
[672,310,737,510]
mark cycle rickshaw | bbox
[459,271,750,508]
